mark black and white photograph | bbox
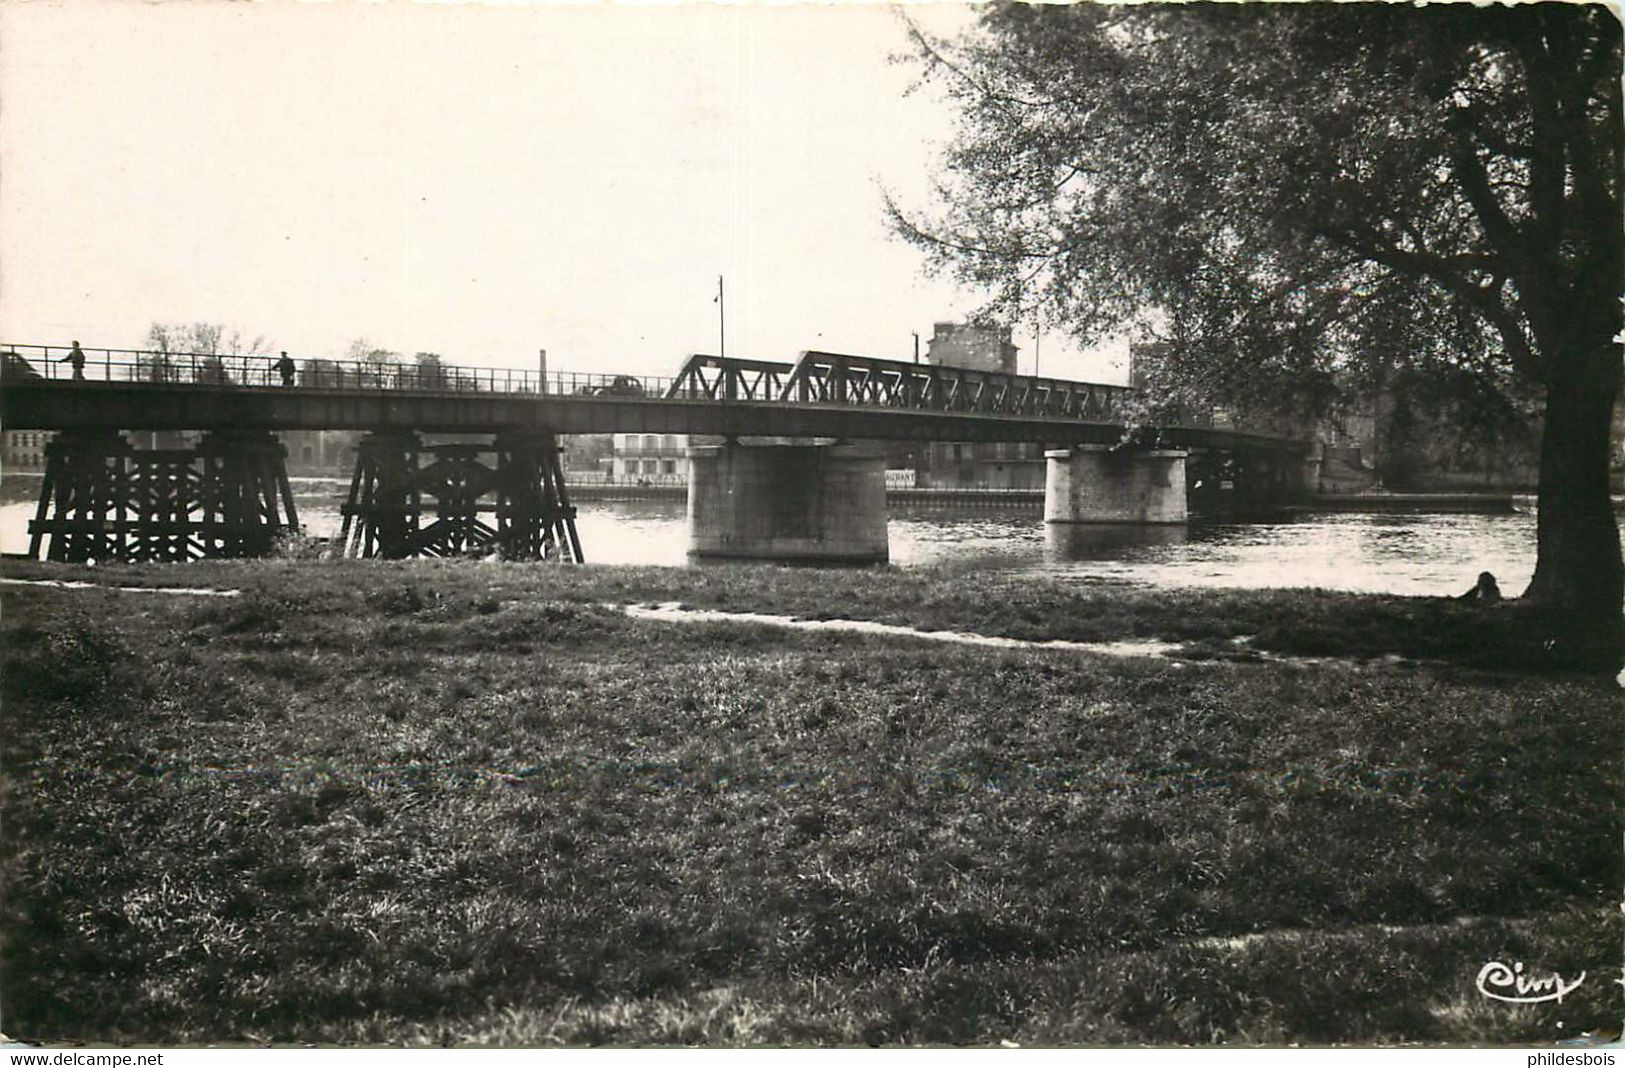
[0,0,1621,1051]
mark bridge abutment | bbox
[1187,446,1318,517]
[687,442,888,563]
[1300,451,1324,498]
[1231,449,1315,512]
[1044,445,1188,525]
[339,431,582,561]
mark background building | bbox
[916,322,1045,490]
[926,321,1018,374]
[611,433,690,484]
[282,431,359,474]
[3,430,54,470]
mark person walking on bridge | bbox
[58,340,86,380]
[275,351,297,387]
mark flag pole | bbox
[717,274,726,359]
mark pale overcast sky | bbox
[0,1,1125,384]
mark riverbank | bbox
[1313,492,1516,514]
[3,555,1615,671]
[1,560,1619,1046]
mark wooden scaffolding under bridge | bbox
[28,430,129,563]
[339,431,583,562]
[196,433,303,558]
[26,431,299,562]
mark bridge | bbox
[0,342,1313,565]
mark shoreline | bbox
[0,469,1559,514]
[2,555,1617,673]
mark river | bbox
[0,473,1541,598]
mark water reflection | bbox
[1045,523,1190,562]
[1036,513,1538,597]
[577,500,689,568]
[0,473,1541,599]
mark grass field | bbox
[1,558,1620,1045]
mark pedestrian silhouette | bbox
[275,351,297,387]
[58,341,86,380]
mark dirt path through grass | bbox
[0,577,241,597]
[623,602,1186,658]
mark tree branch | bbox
[895,11,1057,113]
[1324,224,1539,376]
[882,192,1050,264]
[1446,119,1529,270]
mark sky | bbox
[0,1,1126,384]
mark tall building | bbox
[1125,341,1163,390]
[916,322,1045,490]
[926,322,1019,375]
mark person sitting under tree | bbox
[58,340,86,380]
[1457,571,1502,605]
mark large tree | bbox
[893,2,1623,628]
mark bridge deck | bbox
[0,343,1308,452]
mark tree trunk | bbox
[1523,334,1624,631]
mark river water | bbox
[0,473,1540,598]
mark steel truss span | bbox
[671,351,1128,422]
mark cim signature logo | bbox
[1476,960,1586,1004]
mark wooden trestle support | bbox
[27,431,299,562]
[339,431,583,561]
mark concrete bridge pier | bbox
[687,441,888,563]
[1044,445,1188,525]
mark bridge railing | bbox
[1,341,1306,442]
[0,344,675,399]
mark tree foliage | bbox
[147,322,269,359]
[894,2,1623,626]
[143,321,271,384]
